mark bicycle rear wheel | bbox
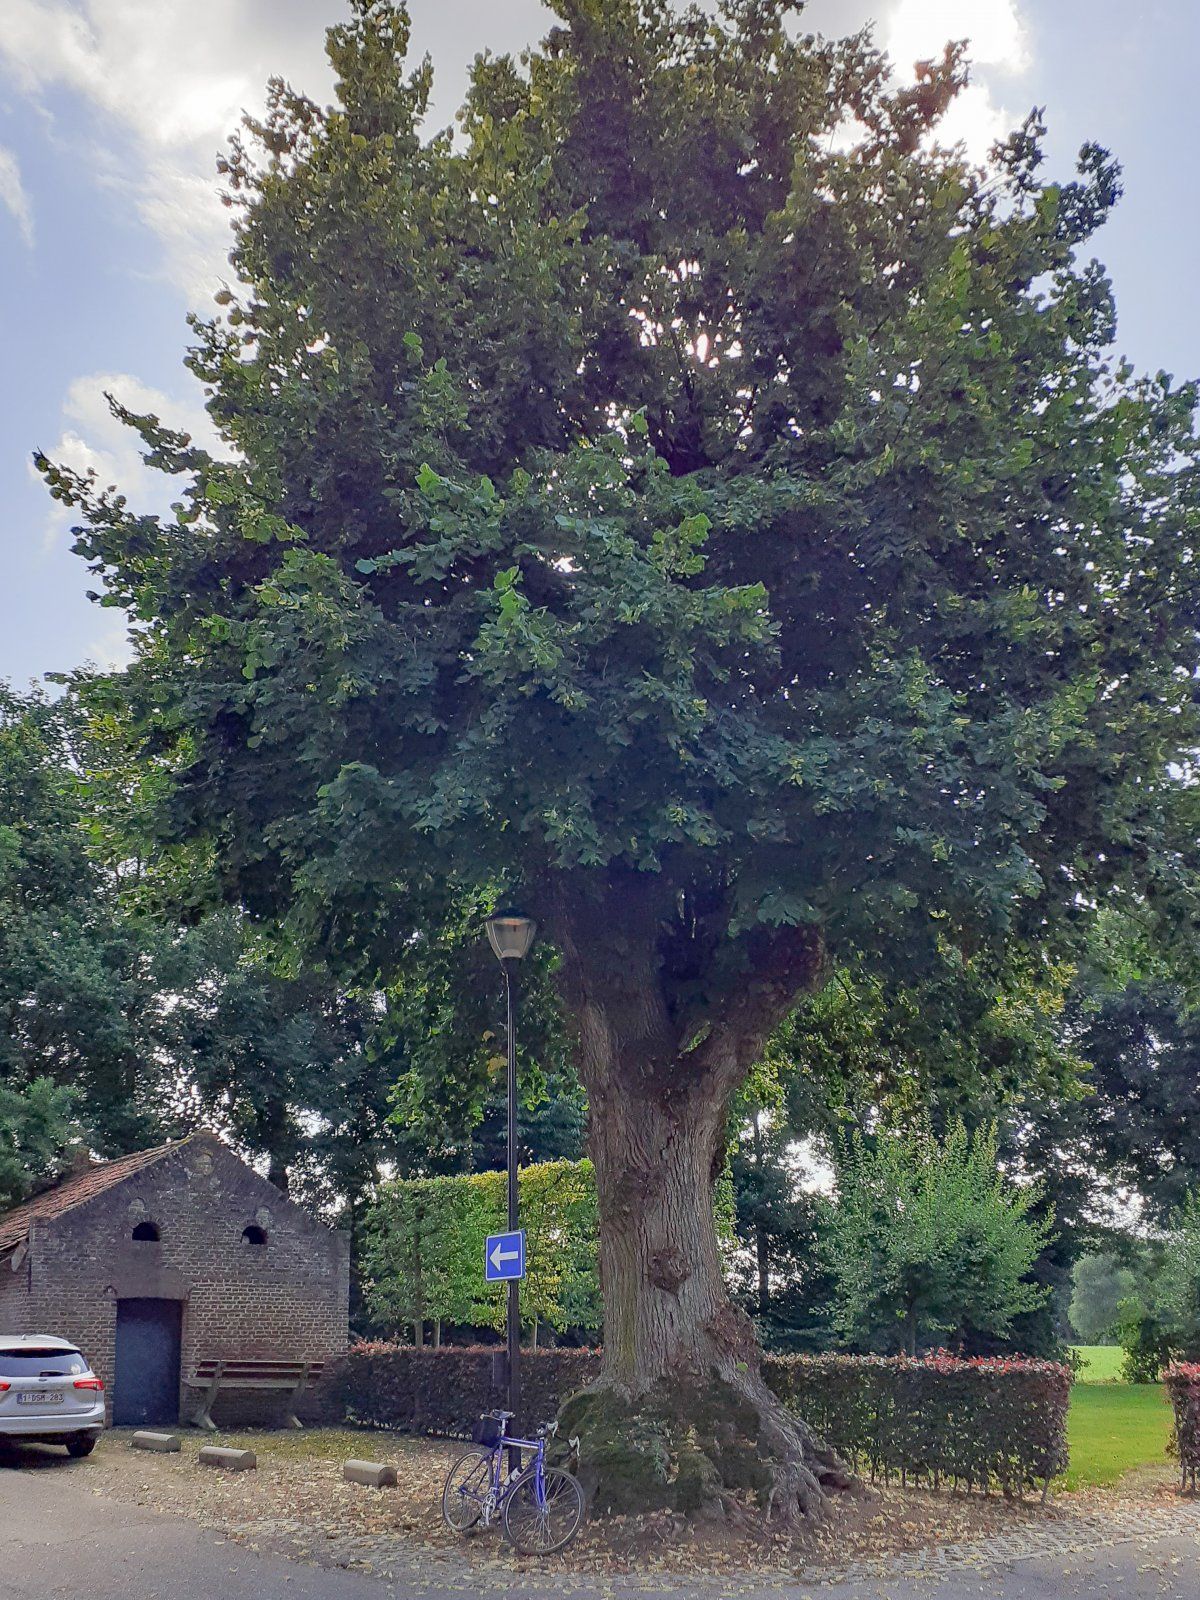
[502,1465,585,1554]
[441,1447,493,1532]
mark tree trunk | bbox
[588,1068,737,1392]
[562,1058,845,1520]
[549,882,848,1524]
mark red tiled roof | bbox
[0,1135,206,1255]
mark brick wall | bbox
[0,1254,31,1334]
[16,1133,349,1425]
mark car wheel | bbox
[65,1435,97,1458]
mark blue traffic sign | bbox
[485,1229,526,1282]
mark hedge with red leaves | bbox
[326,1342,602,1436]
[325,1343,1069,1495]
[764,1351,1071,1496]
[1165,1363,1200,1490]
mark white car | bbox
[0,1335,105,1457]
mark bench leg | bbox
[285,1364,311,1430]
[192,1373,223,1431]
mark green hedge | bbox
[326,1343,1069,1494]
[1165,1363,1200,1491]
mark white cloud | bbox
[886,0,1028,76]
[0,0,337,303]
[0,145,34,247]
[883,0,1031,162]
[35,370,222,549]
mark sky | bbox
[1,0,1197,689]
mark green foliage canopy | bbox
[45,0,1200,1022]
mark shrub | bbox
[1164,1364,1200,1491]
[325,1343,1069,1496]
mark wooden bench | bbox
[183,1359,325,1431]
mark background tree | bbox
[0,684,167,1153]
[0,1078,81,1210]
[1069,1250,1139,1344]
[363,1159,602,1344]
[46,0,1200,1519]
[0,678,416,1219]
[1066,984,1200,1221]
[757,951,1084,1353]
[823,1121,1053,1355]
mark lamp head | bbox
[485,913,537,963]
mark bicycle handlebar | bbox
[480,1410,559,1438]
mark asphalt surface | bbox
[0,1443,390,1600]
[0,1441,1197,1600]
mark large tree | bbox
[46,0,1200,1519]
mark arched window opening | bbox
[241,1224,267,1247]
[131,1220,160,1242]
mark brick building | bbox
[0,1131,348,1427]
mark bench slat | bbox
[187,1361,324,1380]
[184,1358,324,1432]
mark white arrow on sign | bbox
[489,1239,521,1272]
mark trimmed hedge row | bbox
[1165,1363,1200,1491]
[329,1342,601,1436]
[764,1351,1071,1495]
[326,1343,1070,1496]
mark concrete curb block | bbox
[344,1458,398,1489]
[198,1445,257,1471]
[130,1431,182,1453]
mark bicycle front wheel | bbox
[441,1447,493,1533]
[502,1465,585,1555]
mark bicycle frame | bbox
[474,1433,548,1523]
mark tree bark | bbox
[547,876,848,1523]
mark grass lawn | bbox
[1070,1344,1125,1382]
[1063,1380,1174,1490]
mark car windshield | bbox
[0,1347,87,1377]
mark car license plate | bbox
[17,1391,63,1405]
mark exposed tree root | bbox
[558,1370,854,1527]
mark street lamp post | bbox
[485,913,537,1423]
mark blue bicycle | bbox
[441,1410,585,1554]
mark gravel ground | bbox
[27,1426,1193,1593]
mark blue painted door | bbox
[113,1299,182,1426]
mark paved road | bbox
[0,1445,391,1600]
[1,1442,1197,1599]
